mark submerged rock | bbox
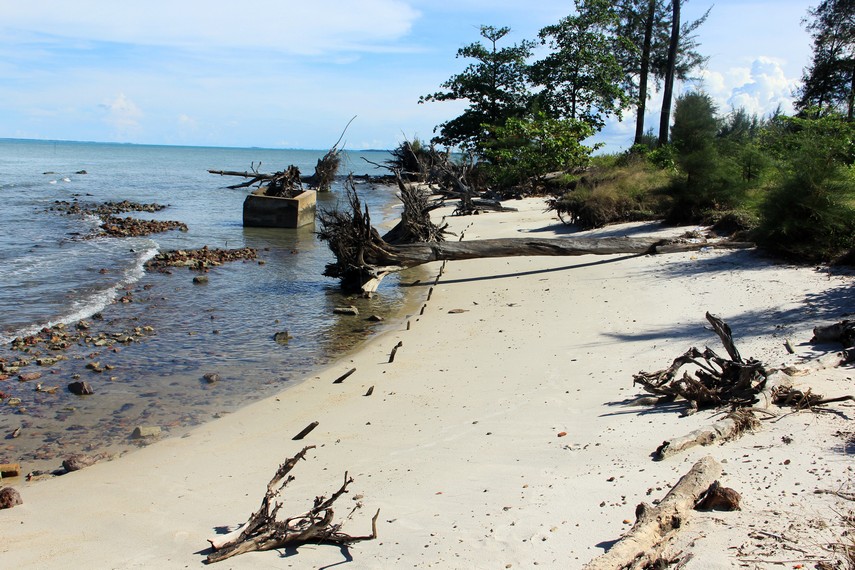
[68,381,94,395]
[273,331,293,344]
[333,306,359,316]
[131,426,161,439]
[203,373,220,384]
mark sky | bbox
[0,0,813,152]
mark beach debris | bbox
[292,421,319,441]
[318,180,751,294]
[364,386,374,397]
[68,381,94,395]
[7,427,21,439]
[367,315,384,322]
[273,331,293,344]
[811,319,855,348]
[333,305,359,316]
[61,454,99,473]
[771,386,854,410]
[131,426,161,439]
[653,409,760,461]
[388,341,403,363]
[695,480,741,511]
[633,312,768,412]
[332,368,357,384]
[205,446,379,563]
[0,463,22,478]
[584,456,722,570]
[0,487,22,509]
[203,372,221,384]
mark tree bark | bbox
[658,0,680,146]
[584,456,722,570]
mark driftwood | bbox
[653,409,760,461]
[317,183,747,293]
[633,313,768,412]
[206,446,378,563]
[811,320,855,348]
[584,456,722,570]
[208,164,304,197]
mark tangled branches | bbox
[633,313,769,412]
[205,446,378,564]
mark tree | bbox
[480,113,598,190]
[796,0,855,119]
[659,0,681,146]
[420,26,533,150]
[613,0,709,145]
[530,0,632,132]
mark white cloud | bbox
[695,57,799,116]
[5,1,420,55]
[100,93,143,138]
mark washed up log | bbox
[318,181,753,294]
[811,320,855,348]
[584,456,722,570]
[653,409,759,461]
[206,446,378,563]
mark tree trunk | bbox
[634,0,657,145]
[658,0,680,146]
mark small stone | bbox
[557,431,567,437]
[68,381,94,395]
[18,372,42,382]
[193,275,209,284]
[333,306,359,316]
[203,373,220,384]
[0,487,22,509]
[131,426,161,439]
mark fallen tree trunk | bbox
[318,181,753,294]
[584,456,722,570]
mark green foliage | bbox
[420,26,533,149]
[667,92,745,223]
[755,114,855,261]
[548,158,674,229]
[531,0,632,131]
[795,0,855,119]
[481,113,597,191]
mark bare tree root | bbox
[584,456,723,570]
[205,446,378,564]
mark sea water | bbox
[0,139,414,470]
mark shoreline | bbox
[1,198,854,568]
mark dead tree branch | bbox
[205,446,378,564]
[584,456,722,570]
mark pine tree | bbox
[796,0,855,119]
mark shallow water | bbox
[0,139,419,472]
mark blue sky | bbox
[1,0,812,151]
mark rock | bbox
[18,372,42,382]
[333,306,359,316]
[0,487,22,509]
[76,170,87,174]
[203,372,220,384]
[86,362,103,372]
[367,315,385,322]
[62,454,97,472]
[131,426,161,439]
[273,331,293,344]
[193,275,209,285]
[68,381,94,395]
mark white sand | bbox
[1,198,853,568]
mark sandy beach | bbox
[1,197,853,569]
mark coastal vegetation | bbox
[413,0,855,264]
